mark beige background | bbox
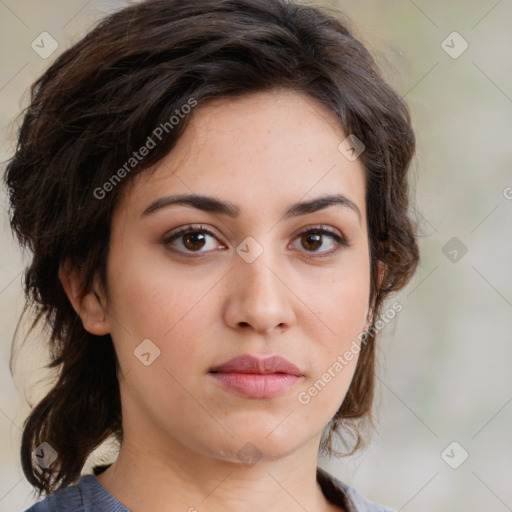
[1,1,511,511]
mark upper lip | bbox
[210,355,303,376]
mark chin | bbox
[204,432,306,465]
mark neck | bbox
[96,432,339,512]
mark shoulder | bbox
[317,467,394,512]
[23,482,84,512]
[341,483,394,512]
[22,475,129,512]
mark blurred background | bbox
[1,1,511,511]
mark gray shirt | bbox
[24,467,393,512]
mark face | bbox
[101,89,371,464]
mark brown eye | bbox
[182,231,208,251]
[163,225,226,254]
[301,232,323,251]
[292,227,348,257]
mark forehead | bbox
[120,89,366,223]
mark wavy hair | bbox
[4,0,419,496]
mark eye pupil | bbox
[184,232,206,250]
[302,233,322,251]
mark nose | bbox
[222,249,296,335]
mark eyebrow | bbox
[141,192,362,225]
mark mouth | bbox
[209,354,304,398]
[209,354,303,376]
[209,372,303,398]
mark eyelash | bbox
[162,224,349,258]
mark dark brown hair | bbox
[4,0,419,497]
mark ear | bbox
[364,261,387,330]
[58,262,110,336]
[377,260,386,289]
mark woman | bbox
[5,0,419,510]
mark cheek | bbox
[301,253,371,342]
[295,254,370,405]
[104,247,222,395]
[105,241,209,337]
[296,282,366,420]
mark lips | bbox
[209,354,303,376]
[209,354,304,398]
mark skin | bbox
[60,89,379,512]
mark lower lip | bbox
[209,372,302,398]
